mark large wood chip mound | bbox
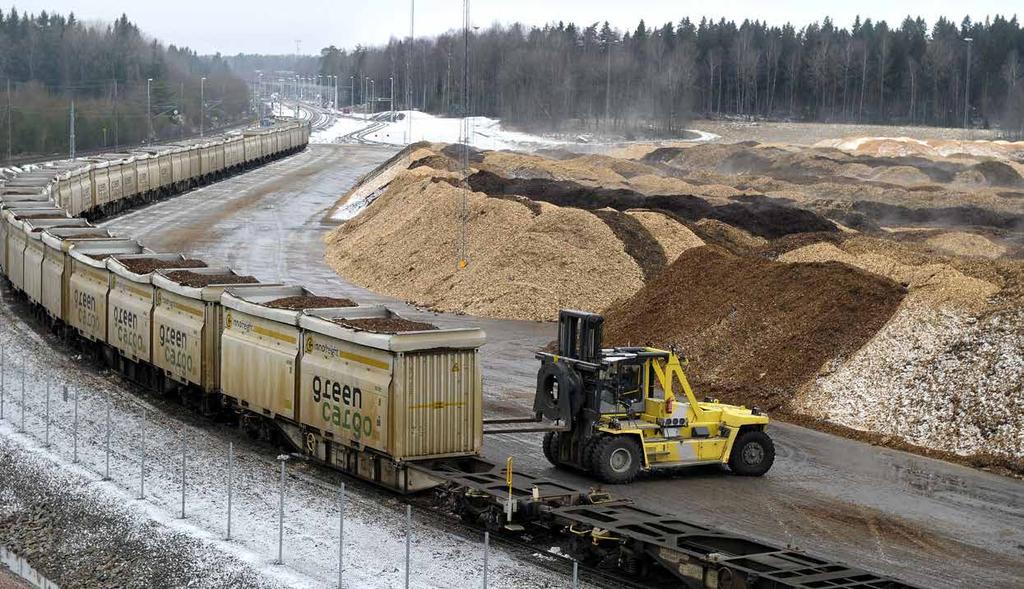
[603,244,907,411]
[325,174,644,321]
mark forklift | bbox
[532,310,775,484]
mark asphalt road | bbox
[101,143,1024,589]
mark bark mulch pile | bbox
[163,271,259,288]
[264,295,357,310]
[603,244,907,411]
[330,317,437,333]
[116,257,207,274]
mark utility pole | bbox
[390,76,395,121]
[963,37,974,131]
[5,79,10,162]
[179,81,185,139]
[69,100,75,159]
[200,77,206,137]
[113,79,119,149]
[147,78,154,140]
[605,41,613,127]
[408,0,415,138]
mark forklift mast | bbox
[557,309,604,362]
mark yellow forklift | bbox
[532,310,775,484]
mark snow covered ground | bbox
[308,108,718,152]
[0,293,580,589]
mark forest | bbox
[319,14,1024,137]
[0,10,251,162]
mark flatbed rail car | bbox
[409,460,921,589]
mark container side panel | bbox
[41,249,64,318]
[69,265,109,341]
[220,309,298,419]
[299,332,391,453]
[107,278,154,362]
[23,241,45,303]
[153,290,205,388]
[397,349,482,460]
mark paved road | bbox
[102,143,1024,589]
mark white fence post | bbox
[405,504,411,589]
[1,344,5,420]
[103,398,112,481]
[19,357,25,433]
[338,482,345,589]
[43,380,50,448]
[71,385,78,463]
[226,442,234,540]
[139,409,146,499]
[180,431,187,519]
[277,456,287,565]
[482,531,489,589]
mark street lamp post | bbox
[350,75,355,110]
[146,78,153,139]
[200,77,206,137]
[963,37,974,131]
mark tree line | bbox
[319,14,1024,136]
[0,10,251,162]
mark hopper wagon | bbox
[104,253,208,384]
[67,239,146,343]
[19,217,93,303]
[40,227,114,323]
[151,267,267,401]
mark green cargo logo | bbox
[311,375,373,439]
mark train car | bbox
[40,228,114,322]
[20,217,93,303]
[0,191,51,208]
[95,153,141,211]
[105,254,207,378]
[90,160,113,214]
[1,207,69,279]
[220,285,356,422]
[223,136,245,171]
[130,151,156,201]
[151,268,267,396]
[242,129,265,164]
[67,239,146,343]
[141,146,177,195]
[198,138,227,180]
[54,167,94,216]
[296,306,484,491]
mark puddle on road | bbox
[1,547,59,588]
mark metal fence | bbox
[0,344,583,589]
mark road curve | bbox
[100,143,1024,589]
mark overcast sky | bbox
[11,1,1020,55]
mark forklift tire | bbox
[592,435,642,484]
[728,430,775,476]
[542,431,561,467]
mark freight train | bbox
[0,123,920,589]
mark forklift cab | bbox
[598,356,646,415]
